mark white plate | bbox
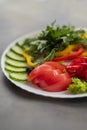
[1,31,87,98]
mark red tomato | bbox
[45,61,66,72]
[28,61,72,92]
[32,69,62,87]
[42,73,72,92]
[29,64,50,81]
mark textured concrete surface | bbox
[0,0,87,130]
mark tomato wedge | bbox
[45,61,66,72]
[28,61,72,92]
[42,73,72,92]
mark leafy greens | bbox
[23,22,87,63]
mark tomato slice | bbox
[42,73,72,92]
[29,62,65,81]
[45,61,66,72]
[28,61,72,92]
[32,69,62,87]
[29,64,51,81]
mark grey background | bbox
[0,0,87,130]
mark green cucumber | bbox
[5,64,26,73]
[6,50,26,62]
[5,58,27,68]
[5,42,29,81]
[11,45,24,55]
[16,41,24,47]
[9,73,28,81]
[16,41,24,48]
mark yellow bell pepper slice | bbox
[80,51,87,57]
[82,33,87,38]
[23,49,37,67]
[55,45,77,57]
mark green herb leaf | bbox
[68,78,87,94]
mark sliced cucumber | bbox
[5,58,27,68]
[9,73,28,81]
[6,50,26,61]
[11,45,23,55]
[16,41,24,48]
[5,64,26,73]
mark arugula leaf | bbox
[38,49,55,65]
[38,23,86,50]
[23,22,87,62]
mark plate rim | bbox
[1,30,87,98]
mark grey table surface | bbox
[0,0,87,130]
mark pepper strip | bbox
[23,49,37,67]
[82,33,87,38]
[80,51,87,57]
[66,64,83,77]
[53,45,84,62]
[55,45,77,57]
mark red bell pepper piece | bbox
[78,68,87,81]
[66,57,87,81]
[71,57,87,65]
[53,45,84,62]
[66,64,83,77]
[80,63,87,68]
[83,70,87,81]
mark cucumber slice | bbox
[16,41,24,48]
[6,50,26,61]
[5,58,27,68]
[17,41,30,49]
[16,41,25,49]
[11,45,23,55]
[5,64,26,73]
[9,73,28,81]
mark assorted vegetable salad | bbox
[5,22,87,94]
